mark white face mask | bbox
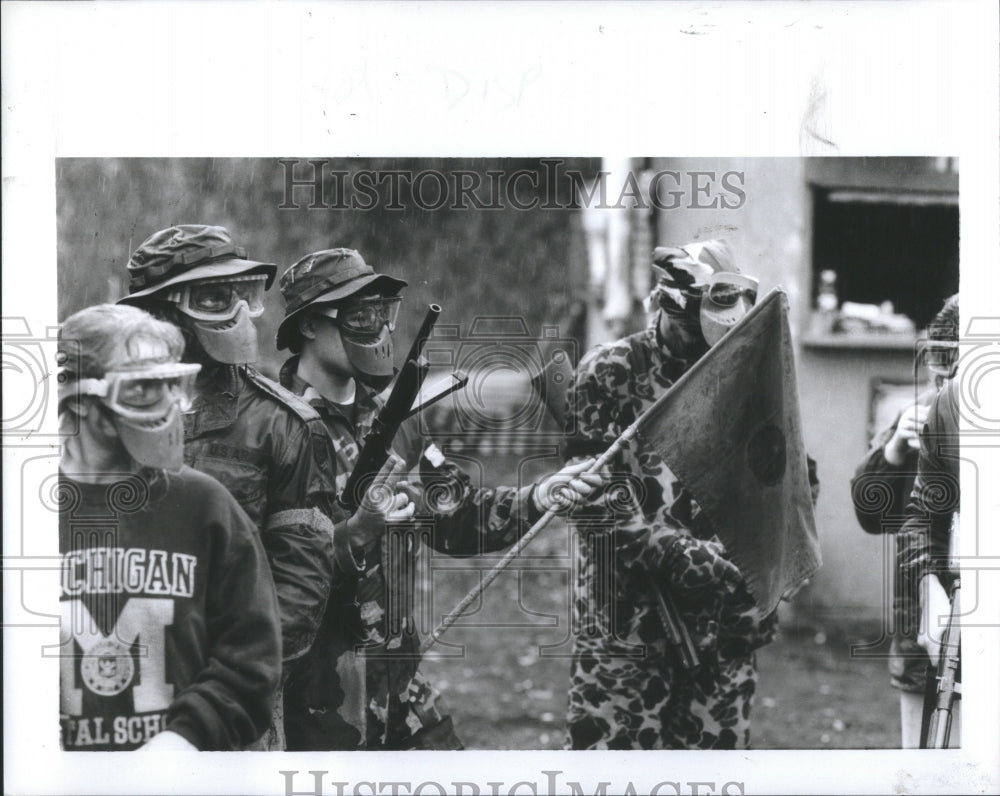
[113,403,187,471]
[162,275,268,365]
[315,298,400,389]
[698,273,759,346]
[191,303,260,364]
[341,324,395,389]
[61,362,200,471]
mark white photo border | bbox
[3,2,998,795]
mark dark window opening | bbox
[811,189,959,330]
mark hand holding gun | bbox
[340,304,441,513]
[341,454,415,552]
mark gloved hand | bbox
[658,534,743,597]
[532,457,609,513]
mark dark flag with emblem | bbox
[636,288,821,615]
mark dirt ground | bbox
[417,517,903,751]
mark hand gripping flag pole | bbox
[419,412,643,655]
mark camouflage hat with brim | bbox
[119,224,277,303]
[276,248,407,351]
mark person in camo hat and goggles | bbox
[273,247,607,750]
[118,225,396,750]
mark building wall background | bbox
[648,157,948,620]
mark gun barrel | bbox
[403,304,442,366]
[924,585,961,748]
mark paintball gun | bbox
[921,515,961,749]
[921,581,961,748]
[339,303,441,513]
[644,570,701,670]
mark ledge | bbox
[801,332,918,351]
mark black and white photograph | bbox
[3,4,999,796]
[49,154,958,752]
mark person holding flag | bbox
[561,240,820,750]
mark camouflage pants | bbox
[368,669,464,750]
[285,653,463,751]
[565,642,758,750]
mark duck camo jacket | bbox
[561,320,780,750]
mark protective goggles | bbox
[651,271,758,316]
[702,273,759,309]
[317,296,402,336]
[917,339,959,377]
[164,274,267,322]
[64,362,201,421]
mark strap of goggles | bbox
[62,377,111,401]
[190,273,267,288]
[316,296,399,319]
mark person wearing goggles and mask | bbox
[57,304,281,751]
[852,295,959,746]
[562,239,819,751]
[645,239,760,354]
[273,248,605,751]
[117,225,347,750]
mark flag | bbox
[636,288,821,615]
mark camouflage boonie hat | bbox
[276,248,407,351]
[119,224,276,303]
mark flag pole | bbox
[421,289,791,654]
[420,395,663,654]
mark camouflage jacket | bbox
[898,377,961,590]
[564,321,778,669]
[182,364,341,670]
[278,356,541,749]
